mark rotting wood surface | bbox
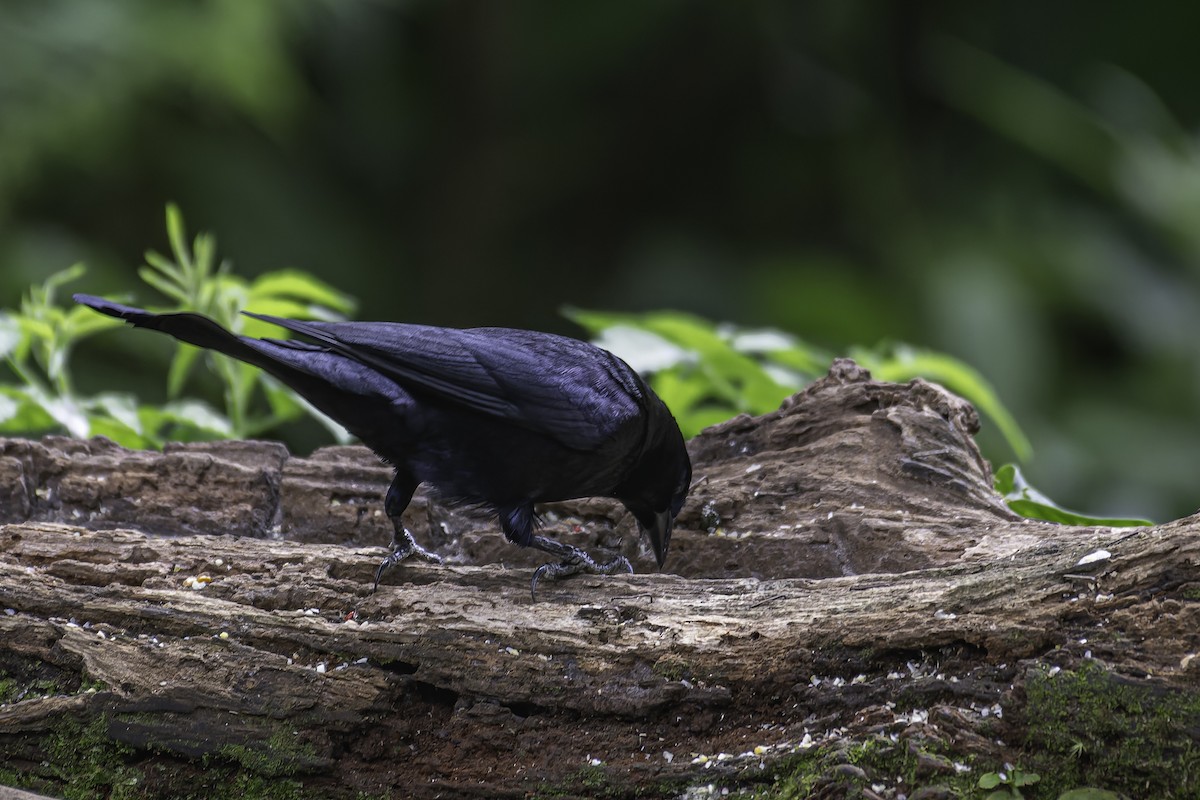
[0,360,1196,799]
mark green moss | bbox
[1023,661,1200,798]
[215,728,321,779]
[746,736,986,799]
[0,677,16,704]
[652,655,693,682]
[223,773,305,800]
[47,716,141,800]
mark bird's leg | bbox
[373,476,442,591]
[527,534,632,601]
[373,526,443,591]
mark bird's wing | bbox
[242,314,645,450]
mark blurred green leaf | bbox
[138,264,189,305]
[166,345,203,399]
[0,314,21,360]
[249,269,357,315]
[995,464,1152,527]
[1057,789,1123,800]
[0,387,56,433]
[165,203,193,274]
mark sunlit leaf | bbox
[84,415,150,449]
[138,265,189,304]
[0,387,55,433]
[24,387,89,438]
[0,314,22,360]
[249,269,357,315]
[592,324,692,373]
[142,249,185,286]
[147,400,234,438]
[89,392,142,435]
[165,203,192,273]
[63,304,123,338]
[0,390,19,424]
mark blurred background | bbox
[3,0,1199,522]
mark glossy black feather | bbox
[73,294,691,567]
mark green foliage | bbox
[568,309,1151,528]
[994,464,1153,527]
[568,307,1032,460]
[0,210,1162,538]
[0,205,356,448]
[979,767,1040,799]
[566,308,826,436]
[141,203,356,441]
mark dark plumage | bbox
[73,294,692,596]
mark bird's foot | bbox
[373,528,443,591]
[528,534,633,601]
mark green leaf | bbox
[138,264,189,304]
[19,386,90,438]
[994,463,1018,495]
[0,387,57,433]
[0,314,22,360]
[1011,770,1040,787]
[979,773,1003,789]
[63,304,123,339]
[46,262,88,286]
[0,390,20,425]
[88,392,143,435]
[1057,789,1124,800]
[166,346,204,398]
[16,317,56,343]
[679,406,742,436]
[165,203,193,273]
[142,249,185,286]
[249,269,357,314]
[650,367,713,419]
[143,400,234,439]
[996,463,1153,526]
[84,414,150,449]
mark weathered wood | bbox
[0,361,1194,799]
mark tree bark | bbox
[0,360,1194,799]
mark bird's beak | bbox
[643,509,673,568]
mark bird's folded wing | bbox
[243,313,644,451]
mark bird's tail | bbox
[73,294,282,371]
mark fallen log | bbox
[0,360,1194,799]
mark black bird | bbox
[74,294,692,597]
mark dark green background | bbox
[4,1,1199,522]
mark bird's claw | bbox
[373,528,443,592]
[529,552,632,601]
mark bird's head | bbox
[619,399,692,568]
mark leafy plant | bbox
[979,767,1040,799]
[0,205,357,448]
[567,308,1153,527]
[566,307,1031,457]
[140,203,356,441]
